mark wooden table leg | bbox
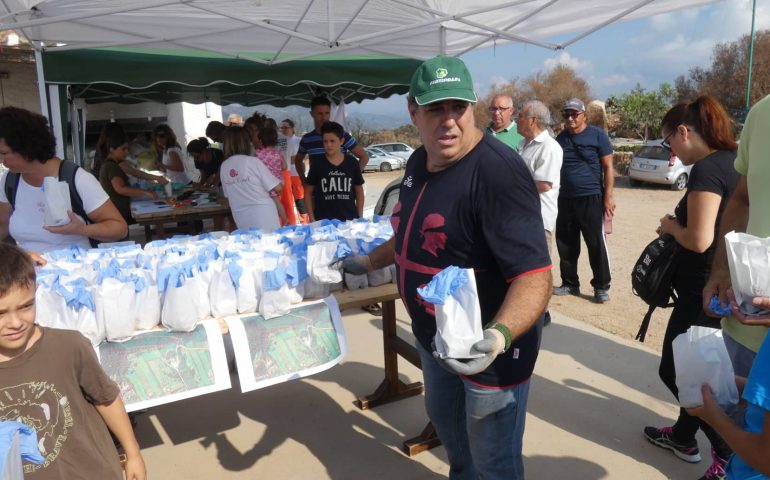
[403,422,441,457]
[354,299,423,410]
[213,213,225,231]
[155,222,165,239]
[143,224,153,243]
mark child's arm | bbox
[687,384,770,475]
[120,161,169,184]
[111,176,157,200]
[304,185,315,222]
[95,396,147,480]
[355,184,364,218]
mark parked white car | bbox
[368,142,414,161]
[363,147,402,172]
[628,139,692,191]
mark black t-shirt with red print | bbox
[392,134,552,387]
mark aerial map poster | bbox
[225,296,347,393]
[96,320,231,412]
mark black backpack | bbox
[4,160,98,247]
[631,234,680,342]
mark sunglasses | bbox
[661,131,674,151]
[562,110,583,119]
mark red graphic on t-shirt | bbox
[390,201,402,234]
[420,213,447,257]
[415,283,435,316]
[229,169,238,178]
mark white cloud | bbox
[542,51,593,76]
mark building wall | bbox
[0,61,41,113]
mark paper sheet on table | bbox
[131,200,174,215]
[225,297,347,393]
[95,320,230,412]
[725,231,770,315]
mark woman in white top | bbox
[0,107,127,253]
[153,124,190,185]
[220,127,284,232]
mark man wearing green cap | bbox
[340,55,552,479]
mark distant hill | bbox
[222,104,410,133]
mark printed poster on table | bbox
[225,297,347,393]
[96,320,231,412]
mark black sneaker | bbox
[553,285,580,296]
[594,289,610,303]
[697,448,728,480]
[643,426,701,463]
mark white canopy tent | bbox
[0,0,722,158]
[1,0,721,60]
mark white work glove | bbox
[339,255,373,275]
[433,327,507,376]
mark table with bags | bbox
[34,217,441,455]
[131,193,230,242]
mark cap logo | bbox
[435,68,448,79]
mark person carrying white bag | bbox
[417,266,484,359]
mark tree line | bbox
[362,29,769,147]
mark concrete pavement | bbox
[133,304,710,479]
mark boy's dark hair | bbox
[205,121,226,140]
[0,106,57,163]
[0,243,36,297]
[96,123,129,161]
[281,118,295,128]
[310,96,332,110]
[186,137,211,154]
[320,121,345,139]
[257,127,278,147]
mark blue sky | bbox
[347,0,769,124]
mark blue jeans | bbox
[417,342,531,480]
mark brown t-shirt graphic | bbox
[0,327,123,479]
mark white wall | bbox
[168,102,223,146]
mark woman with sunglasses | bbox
[153,124,190,185]
[643,95,739,480]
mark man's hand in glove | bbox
[434,325,510,376]
[339,255,373,275]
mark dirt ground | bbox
[363,170,684,353]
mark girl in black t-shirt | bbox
[304,121,364,222]
[644,96,739,476]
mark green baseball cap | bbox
[409,55,477,105]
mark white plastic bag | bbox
[42,177,72,226]
[725,231,770,315]
[132,273,161,331]
[259,257,292,319]
[417,266,484,359]
[367,267,392,287]
[34,286,70,330]
[673,326,739,409]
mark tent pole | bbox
[744,0,757,121]
[33,47,50,120]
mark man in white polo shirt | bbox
[517,99,562,325]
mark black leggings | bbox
[658,267,731,459]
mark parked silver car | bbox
[628,139,692,191]
[368,142,415,161]
[363,147,402,172]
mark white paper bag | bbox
[725,231,770,315]
[367,267,392,287]
[417,266,484,359]
[673,326,739,409]
[42,177,72,227]
[344,272,368,290]
[161,271,207,332]
[209,263,238,318]
[95,277,136,342]
[307,241,342,284]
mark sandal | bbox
[361,303,383,316]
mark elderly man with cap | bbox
[341,56,552,479]
[553,98,615,303]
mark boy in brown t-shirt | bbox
[0,243,146,479]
